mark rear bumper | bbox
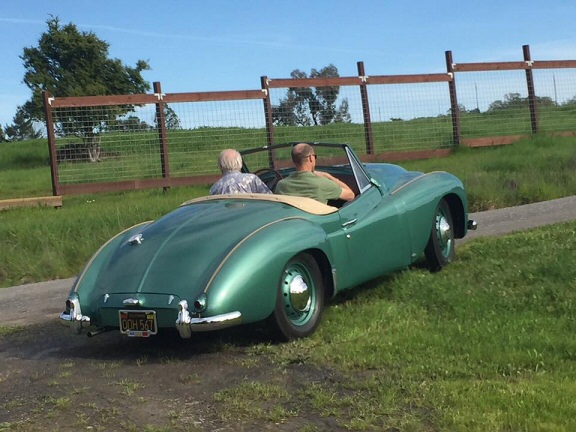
[176,300,242,338]
[61,297,243,339]
[59,297,91,333]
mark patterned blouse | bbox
[209,171,272,195]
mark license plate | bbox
[119,310,158,337]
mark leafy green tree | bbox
[273,64,351,126]
[0,124,6,143]
[334,98,352,123]
[164,105,181,130]
[4,106,42,141]
[152,104,181,131]
[487,93,555,112]
[116,115,151,131]
[20,17,150,142]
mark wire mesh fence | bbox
[533,68,576,134]
[54,104,163,185]
[455,70,534,139]
[45,48,576,196]
[368,80,454,152]
[165,99,268,177]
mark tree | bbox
[487,93,556,113]
[0,125,6,143]
[273,64,351,126]
[164,105,181,130]
[20,17,150,150]
[4,105,42,141]
[116,115,151,131]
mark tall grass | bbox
[402,134,576,211]
[0,187,208,287]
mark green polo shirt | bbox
[275,171,342,204]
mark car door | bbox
[335,147,411,289]
[337,184,409,289]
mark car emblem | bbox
[128,233,143,245]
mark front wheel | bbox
[268,252,325,341]
[424,199,455,272]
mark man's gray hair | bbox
[218,149,243,173]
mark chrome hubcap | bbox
[282,266,314,325]
[288,275,311,312]
[437,214,452,256]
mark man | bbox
[275,143,355,204]
[210,149,272,195]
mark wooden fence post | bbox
[445,51,461,147]
[357,62,374,155]
[523,45,539,134]
[261,76,277,168]
[153,81,171,188]
[43,90,60,196]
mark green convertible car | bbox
[60,142,477,341]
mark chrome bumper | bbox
[60,297,91,334]
[467,219,478,230]
[60,297,242,339]
[176,300,242,338]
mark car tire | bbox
[424,198,455,272]
[268,252,325,341]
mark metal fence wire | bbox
[44,46,576,196]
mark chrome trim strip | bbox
[202,216,306,294]
[390,173,428,195]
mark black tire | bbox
[268,252,325,341]
[424,199,455,272]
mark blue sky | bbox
[1,0,576,127]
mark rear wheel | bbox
[424,199,455,271]
[269,252,324,341]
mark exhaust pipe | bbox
[87,328,111,338]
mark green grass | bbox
[402,134,576,211]
[1,135,575,287]
[0,186,208,287]
[243,221,576,431]
[1,135,576,429]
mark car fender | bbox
[393,171,467,256]
[198,217,333,324]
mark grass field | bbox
[1,134,575,287]
[1,135,575,430]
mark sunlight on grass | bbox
[247,221,576,430]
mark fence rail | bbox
[44,44,576,196]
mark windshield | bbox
[240,142,373,198]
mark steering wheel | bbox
[254,168,283,191]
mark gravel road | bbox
[2,195,575,327]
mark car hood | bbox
[88,199,300,298]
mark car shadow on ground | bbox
[1,261,429,365]
[0,319,279,363]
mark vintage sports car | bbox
[61,142,477,341]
